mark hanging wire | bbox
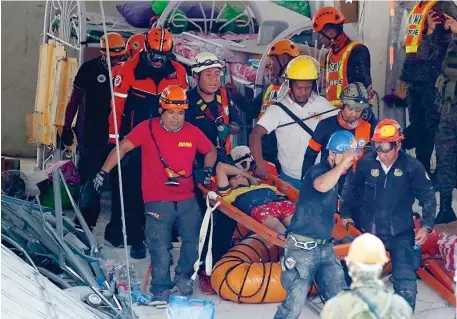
[99,1,135,317]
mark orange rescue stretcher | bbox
[199,162,364,303]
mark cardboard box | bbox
[335,0,359,24]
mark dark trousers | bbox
[274,238,347,319]
[144,197,202,293]
[105,146,145,246]
[78,145,108,228]
[379,231,419,311]
[435,104,457,193]
[403,83,441,173]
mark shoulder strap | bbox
[349,290,381,319]
[275,102,314,136]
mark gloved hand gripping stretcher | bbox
[192,146,364,304]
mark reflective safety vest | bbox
[325,42,362,107]
[404,0,437,54]
[258,84,280,119]
[195,87,232,153]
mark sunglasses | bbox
[374,142,396,153]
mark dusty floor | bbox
[19,158,457,319]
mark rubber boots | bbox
[435,192,457,224]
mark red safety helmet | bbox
[268,39,300,57]
[159,85,188,111]
[145,27,173,53]
[371,119,404,143]
[126,33,145,58]
[100,32,126,57]
[312,7,346,32]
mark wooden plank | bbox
[54,57,79,127]
[25,112,44,144]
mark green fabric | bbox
[272,0,311,18]
[218,3,250,34]
[152,0,168,15]
[39,182,80,210]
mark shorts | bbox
[250,200,295,223]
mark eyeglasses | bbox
[374,142,396,153]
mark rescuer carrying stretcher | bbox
[274,130,361,319]
[302,82,374,180]
[92,85,217,304]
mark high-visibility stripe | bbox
[114,92,128,98]
[308,138,322,152]
[404,0,437,54]
[109,134,119,139]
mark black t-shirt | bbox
[186,87,222,147]
[73,57,111,147]
[288,162,337,239]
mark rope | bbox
[99,2,134,317]
[191,191,220,281]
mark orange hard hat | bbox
[268,39,300,57]
[346,233,388,265]
[100,32,126,57]
[371,119,404,143]
[159,85,188,111]
[146,27,173,53]
[126,33,146,57]
[312,6,346,32]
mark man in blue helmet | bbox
[274,130,359,319]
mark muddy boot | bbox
[435,192,457,224]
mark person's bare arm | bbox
[313,150,357,193]
[249,125,269,179]
[216,162,257,188]
[101,138,136,173]
[203,145,218,168]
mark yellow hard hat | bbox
[284,55,319,80]
[346,233,388,265]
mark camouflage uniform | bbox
[321,263,413,319]
[434,39,457,224]
[401,1,457,174]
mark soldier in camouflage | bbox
[321,233,413,319]
[400,1,457,175]
[434,13,457,224]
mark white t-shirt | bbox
[257,93,334,180]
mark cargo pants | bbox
[273,237,347,319]
[435,103,457,194]
[379,231,419,311]
[144,196,202,294]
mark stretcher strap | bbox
[191,191,220,281]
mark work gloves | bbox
[93,170,108,194]
[203,167,213,189]
[62,127,74,146]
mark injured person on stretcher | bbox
[215,162,294,234]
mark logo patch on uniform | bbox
[166,72,177,79]
[178,142,192,148]
[114,75,122,87]
[350,138,357,150]
[358,139,366,148]
[284,257,297,270]
[394,168,403,177]
[371,169,379,177]
[97,74,106,83]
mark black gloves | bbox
[92,170,108,194]
[203,167,214,188]
[62,127,75,146]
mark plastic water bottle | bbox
[167,296,215,319]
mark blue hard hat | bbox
[326,130,361,155]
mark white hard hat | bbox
[230,146,254,172]
[192,52,223,74]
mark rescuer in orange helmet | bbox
[340,119,436,311]
[93,85,217,304]
[313,6,375,124]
